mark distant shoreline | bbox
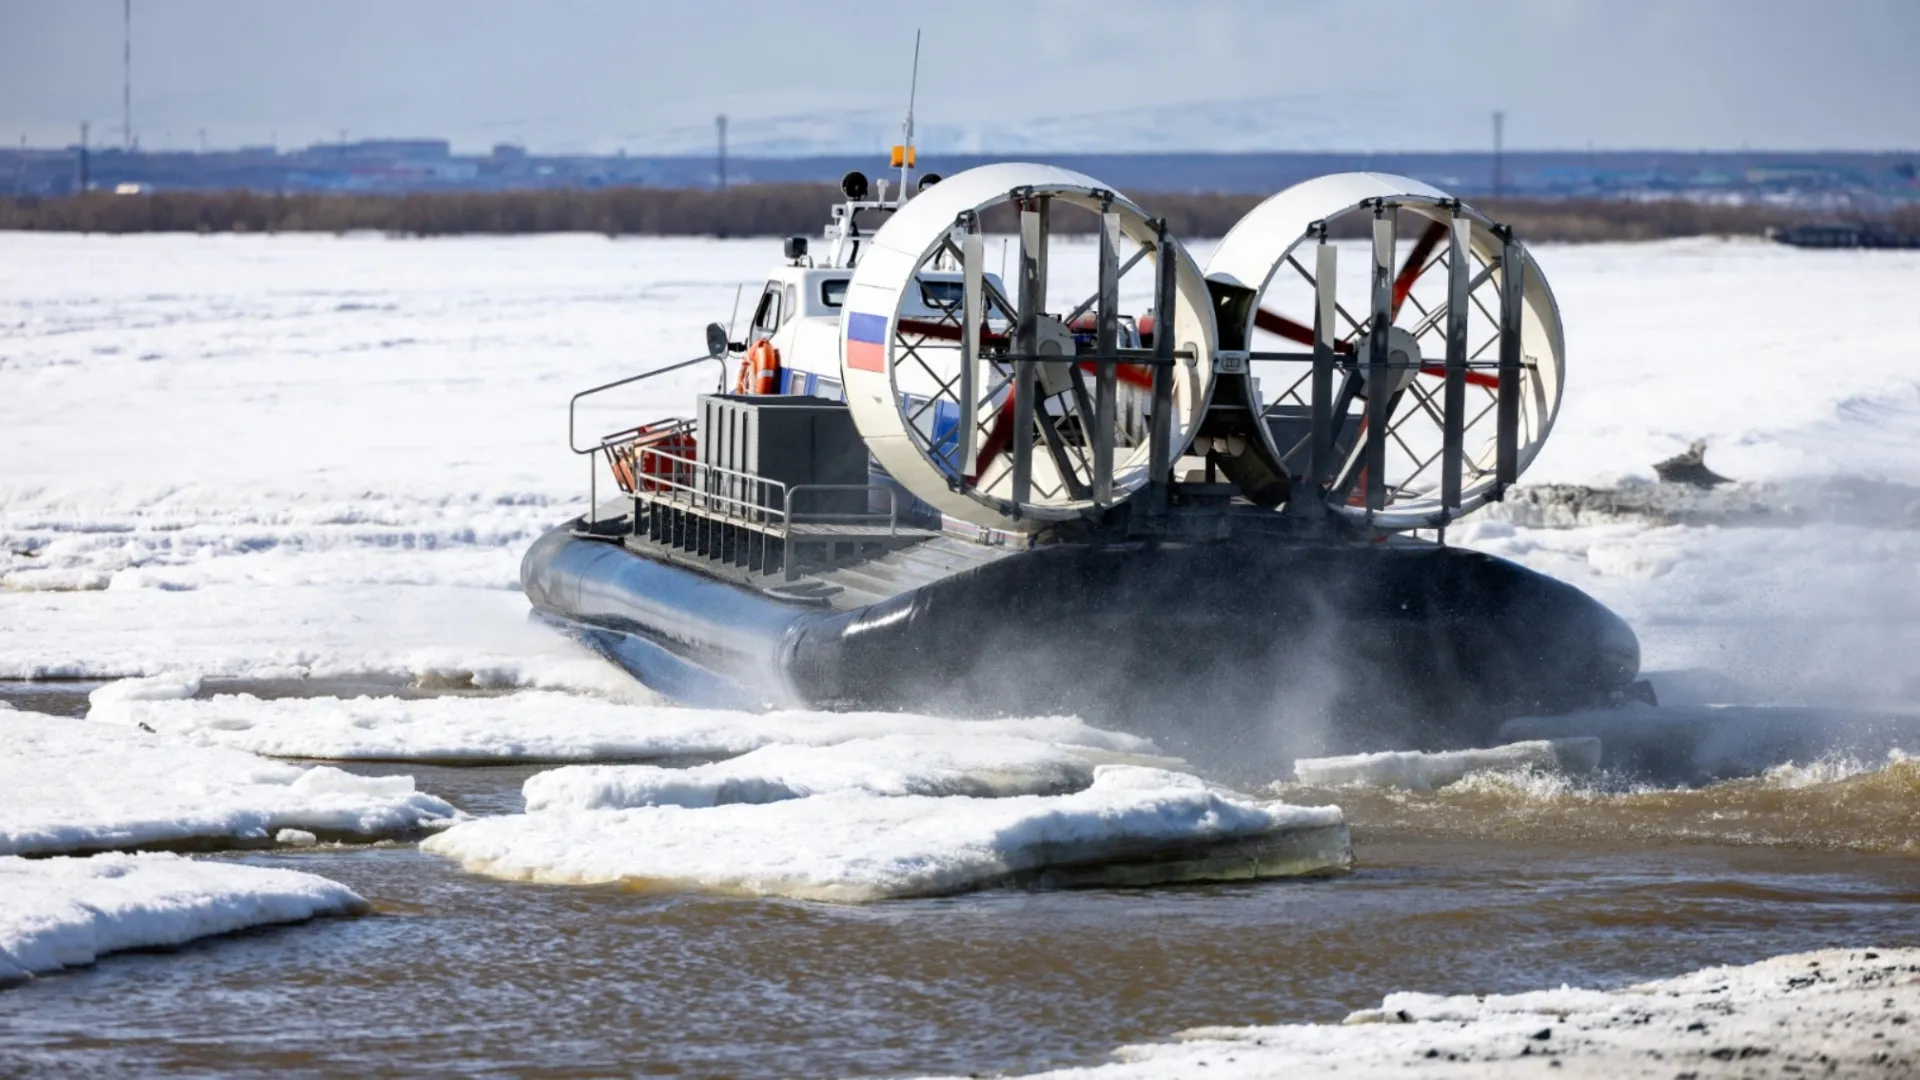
[4,186,1914,242]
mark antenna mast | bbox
[898,29,920,202]
[122,0,133,151]
[1492,109,1505,197]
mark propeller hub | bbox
[1359,326,1423,398]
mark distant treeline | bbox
[3,185,1915,242]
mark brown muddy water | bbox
[4,692,1920,1077]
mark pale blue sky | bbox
[2,0,1915,153]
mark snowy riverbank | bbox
[992,948,1918,1078]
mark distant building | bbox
[339,139,452,162]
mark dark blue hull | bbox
[523,525,1640,761]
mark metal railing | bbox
[565,353,923,580]
[787,484,899,535]
[569,352,727,514]
[627,441,790,529]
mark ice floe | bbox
[426,765,1349,902]
[1291,739,1601,791]
[87,683,1157,763]
[0,852,368,986]
[0,709,458,856]
[520,734,1146,811]
[992,948,1919,1078]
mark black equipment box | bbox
[697,394,869,515]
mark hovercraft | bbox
[525,154,1640,760]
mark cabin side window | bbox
[750,283,782,340]
[784,284,799,325]
[819,278,849,308]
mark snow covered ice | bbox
[984,948,1919,1078]
[426,764,1350,902]
[1291,738,1601,790]
[0,852,368,986]
[86,679,1155,763]
[0,708,457,856]
[519,734,1147,810]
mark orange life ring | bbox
[735,340,781,395]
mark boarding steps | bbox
[808,535,1015,608]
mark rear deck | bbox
[576,491,1019,612]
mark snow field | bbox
[0,578,643,697]
[0,708,458,856]
[5,235,1918,702]
[1456,518,1920,707]
[1,234,760,693]
[0,852,369,987]
[84,677,1157,763]
[988,948,1918,1078]
[426,765,1350,902]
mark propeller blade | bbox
[1082,361,1153,390]
[1252,307,1315,345]
[1418,363,1499,389]
[1254,307,1356,354]
[971,390,1020,480]
[895,317,1007,346]
[1392,220,1449,318]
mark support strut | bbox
[1147,218,1177,515]
[1364,203,1396,514]
[1495,225,1526,494]
[1010,198,1043,512]
[959,210,982,483]
[1306,224,1338,506]
[1441,207,1472,510]
[1093,201,1121,506]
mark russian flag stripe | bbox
[846,311,889,372]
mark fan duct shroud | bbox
[839,163,1217,533]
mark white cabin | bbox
[738,258,1003,401]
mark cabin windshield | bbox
[820,279,849,308]
[919,280,964,310]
